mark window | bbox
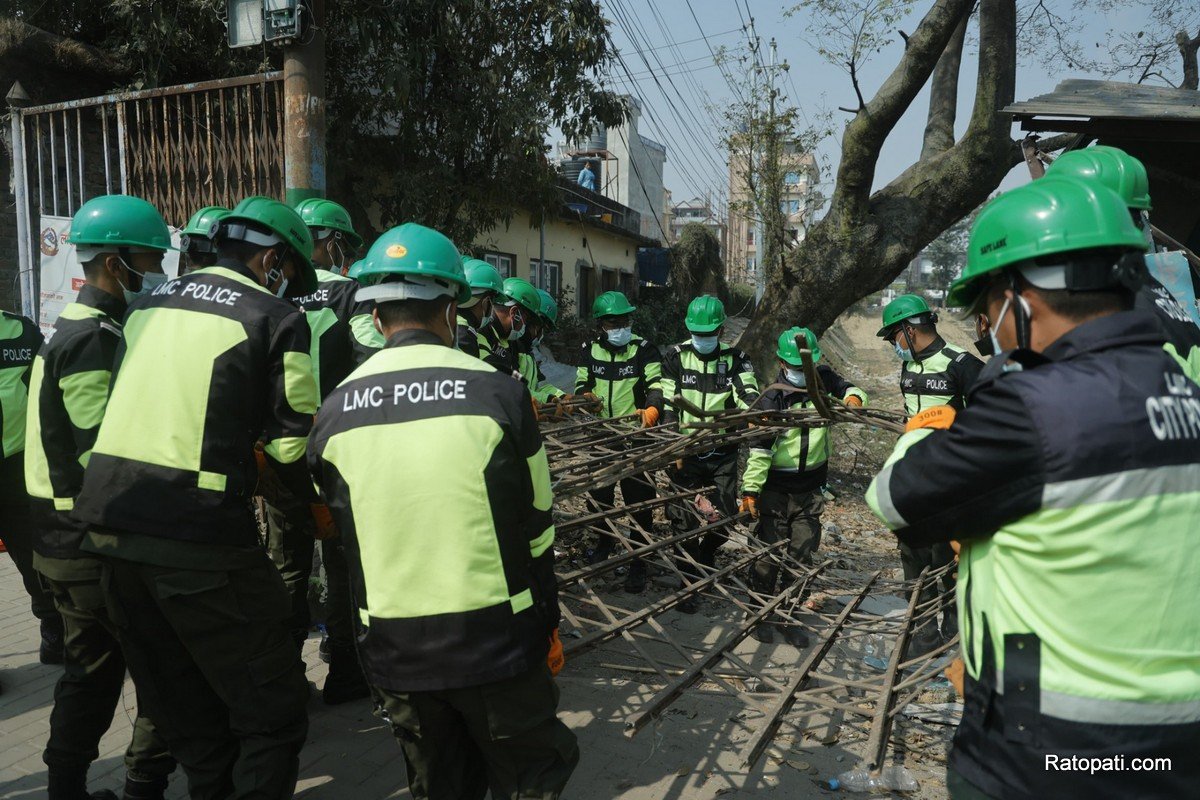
[601,268,619,293]
[530,260,562,297]
[780,199,800,215]
[746,256,757,271]
[484,252,513,278]
[746,228,755,246]
[784,171,801,185]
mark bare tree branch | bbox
[832,0,975,222]
[920,9,969,160]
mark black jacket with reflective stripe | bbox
[871,311,1200,798]
[293,268,383,399]
[0,311,40,461]
[26,286,123,557]
[308,329,558,692]
[74,260,318,547]
[898,336,984,414]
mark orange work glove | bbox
[844,395,863,408]
[310,503,338,540]
[557,394,577,415]
[905,405,957,433]
[253,442,268,475]
[547,629,565,676]
[739,495,759,519]
[638,406,660,428]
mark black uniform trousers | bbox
[376,665,579,800]
[585,474,656,560]
[33,553,174,781]
[750,487,825,594]
[265,497,357,649]
[899,540,957,641]
[98,546,309,800]
[1,452,60,626]
[669,450,738,575]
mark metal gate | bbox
[10,72,285,317]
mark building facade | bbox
[668,196,726,257]
[473,178,656,319]
[726,144,819,286]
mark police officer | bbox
[309,223,578,800]
[1,309,63,667]
[73,197,320,799]
[877,293,982,652]
[178,205,230,274]
[519,286,566,406]
[661,296,758,612]
[877,293,984,414]
[867,176,1200,799]
[455,258,504,358]
[25,195,175,800]
[575,291,663,592]
[265,196,380,704]
[1044,145,1200,379]
[740,327,864,645]
[484,276,538,377]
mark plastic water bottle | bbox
[828,766,919,793]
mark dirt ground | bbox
[548,310,980,799]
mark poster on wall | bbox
[37,215,183,338]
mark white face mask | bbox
[691,334,719,355]
[989,292,1031,355]
[118,257,166,303]
[606,326,632,348]
[274,277,289,299]
[784,367,806,387]
[893,341,914,362]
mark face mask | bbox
[445,301,458,350]
[989,293,1031,355]
[691,334,719,355]
[274,277,289,299]
[784,367,806,387]
[117,258,164,303]
[606,326,632,348]
[893,341,913,362]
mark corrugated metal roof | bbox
[1004,79,1200,121]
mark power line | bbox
[606,0,726,193]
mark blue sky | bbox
[591,0,1158,214]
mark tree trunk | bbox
[920,10,970,160]
[1178,29,1200,91]
[739,0,1017,375]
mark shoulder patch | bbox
[954,352,968,362]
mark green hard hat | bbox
[592,291,637,319]
[349,222,470,303]
[222,196,316,292]
[294,197,364,247]
[537,288,559,329]
[876,294,933,337]
[685,295,726,333]
[777,326,821,365]
[1045,146,1151,212]
[181,205,231,238]
[68,195,174,252]
[463,258,504,295]
[947,176,1149,308]
[500,277,541,315]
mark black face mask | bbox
[974,334,995,357]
